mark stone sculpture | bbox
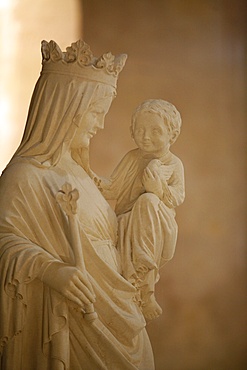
[90,99,185,322]
[0,40,156,370]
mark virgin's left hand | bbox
[142,168,163,199]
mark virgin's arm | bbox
[87,168,114,198]
[0,165,95,307]
[0,232,95,307]
[0,232,62,284]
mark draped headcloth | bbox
[9,40,127,167]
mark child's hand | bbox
[146,159,162,173]
[142,168,163,199]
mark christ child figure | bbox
[90,99,185,321]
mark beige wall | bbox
[82,1,247,369]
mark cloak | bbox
[0,156,154,369]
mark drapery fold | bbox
[0,158,153,369]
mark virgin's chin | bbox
[79,139,90,147]
[71,142,90,150]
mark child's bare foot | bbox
[141,295,162,322]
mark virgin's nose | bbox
[96,115,105,130]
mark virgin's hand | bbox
[40,262,96,307]
[142,168,163,199]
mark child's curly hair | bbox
[131,99,182,145]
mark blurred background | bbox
[0,0,246,369]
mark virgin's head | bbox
[13,40,127,167]
[70,84,116,151]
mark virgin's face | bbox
[71,95,113,149]
[132,111,171,157]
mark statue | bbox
[0,40,155,370]
[90,99,185,322]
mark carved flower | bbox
[48,41,63,62]
[65,43,77,63]
[56,183,79,216]
[95,52,115,73]
[78,43,94,66]
[41,40,50,61]
[113,54,128,75]
[41,40,63,62]
[65,40,93,65]
[95,53,127,76]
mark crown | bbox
[41,40,128,88]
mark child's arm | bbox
[88,150,134,201]
[142,159,185,208]
[161,160,185,208]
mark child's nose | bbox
[143,131,150,139]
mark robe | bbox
[0,155,155,370]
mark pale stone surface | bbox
[0,40,155,369]
[90,99,185,322]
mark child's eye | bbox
[152,129,160,134]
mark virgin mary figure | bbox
[0,40,155,370]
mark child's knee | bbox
[136,193,160,209]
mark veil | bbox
[6,72,115,169]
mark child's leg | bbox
[136,267,163,321]
[118,192,178,320]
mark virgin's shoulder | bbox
[0,161,60,195]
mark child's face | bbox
[132,111,171,156]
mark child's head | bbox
[131,99,182,146]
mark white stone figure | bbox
[0,40,155,370]
[90,99,185,321]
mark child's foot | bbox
[141,295,162,322]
